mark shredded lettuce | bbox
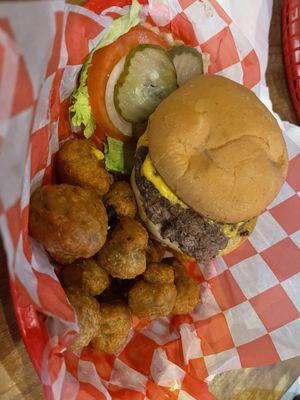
[104,137,135,175]
[70,0,142,138]
[70,86,96,138]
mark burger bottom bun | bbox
[131,170,257,262]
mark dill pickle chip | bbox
[114,44,177,123]
[169,45,203,86]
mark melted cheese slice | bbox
[141,154,187,207]
[91,147,104,160]
[222,221,245,238]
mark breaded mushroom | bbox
[65,287,101,351]
[171,250,196,265]
[146,240,166,263]
[97,217,148,279]
[128,262,176,320]
[105,181,137,218]
[171,260,199,315]
[143,263,174,284]
[128,280,177,320]
[56,139,110,196]
[91,302,132,354]
[29,184,108,264]
[61,258,110,296]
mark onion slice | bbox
[105,57,132,137]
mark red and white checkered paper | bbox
[0,0,299,399]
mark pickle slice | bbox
[114,44,177,123]
[169,45,203,86]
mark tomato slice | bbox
[87,26,169,141]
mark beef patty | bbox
[134,146,229,264]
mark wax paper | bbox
[0,1,299,399]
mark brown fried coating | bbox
[56,139,110,196]
[61,258,110,296]
[29,184,108,264]
[143,263,174,284]
[65,287,101,351]
[91,302,132,354]
[146,240,166,263]
[171,250,195,265]
[97,217,148,279]
[97,287,124,304]
[128,280,177,320]
[172,260,200,315]
[105,181,137,218]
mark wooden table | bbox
[0,1,299,399]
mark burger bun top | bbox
[148,75,288,223]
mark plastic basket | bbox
[282,0,300,122]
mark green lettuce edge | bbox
[104,136,135,175]
[69,0,142,139]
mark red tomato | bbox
[58,98,72,141]
[87,26,169,141]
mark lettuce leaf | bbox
[70,0,142,138]
[104,137,135,175]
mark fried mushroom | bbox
[171,260,199,315]
[56,139,110,196]
[61,258,110,296]
[97,217,148,279]
[105,181,137,219]
[128,263,176,320]
[128,280,177,320]
[146,240,166,263]
[91,302,132,354]
[143,262,174,284]
[66,287,101,351]
[29,184,108,264]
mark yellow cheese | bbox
[137,131,149,148]
[91,147,104,161]
[207,218,240,238]
[141,154,187,207]
[222,224,238,238]
[222,221,245,238]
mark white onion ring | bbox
[105,56,132,137]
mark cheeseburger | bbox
[131,75,288,264]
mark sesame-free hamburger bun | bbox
[132,75,288,263]
[148,74,288,223]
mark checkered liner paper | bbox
[0,0,300,399]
